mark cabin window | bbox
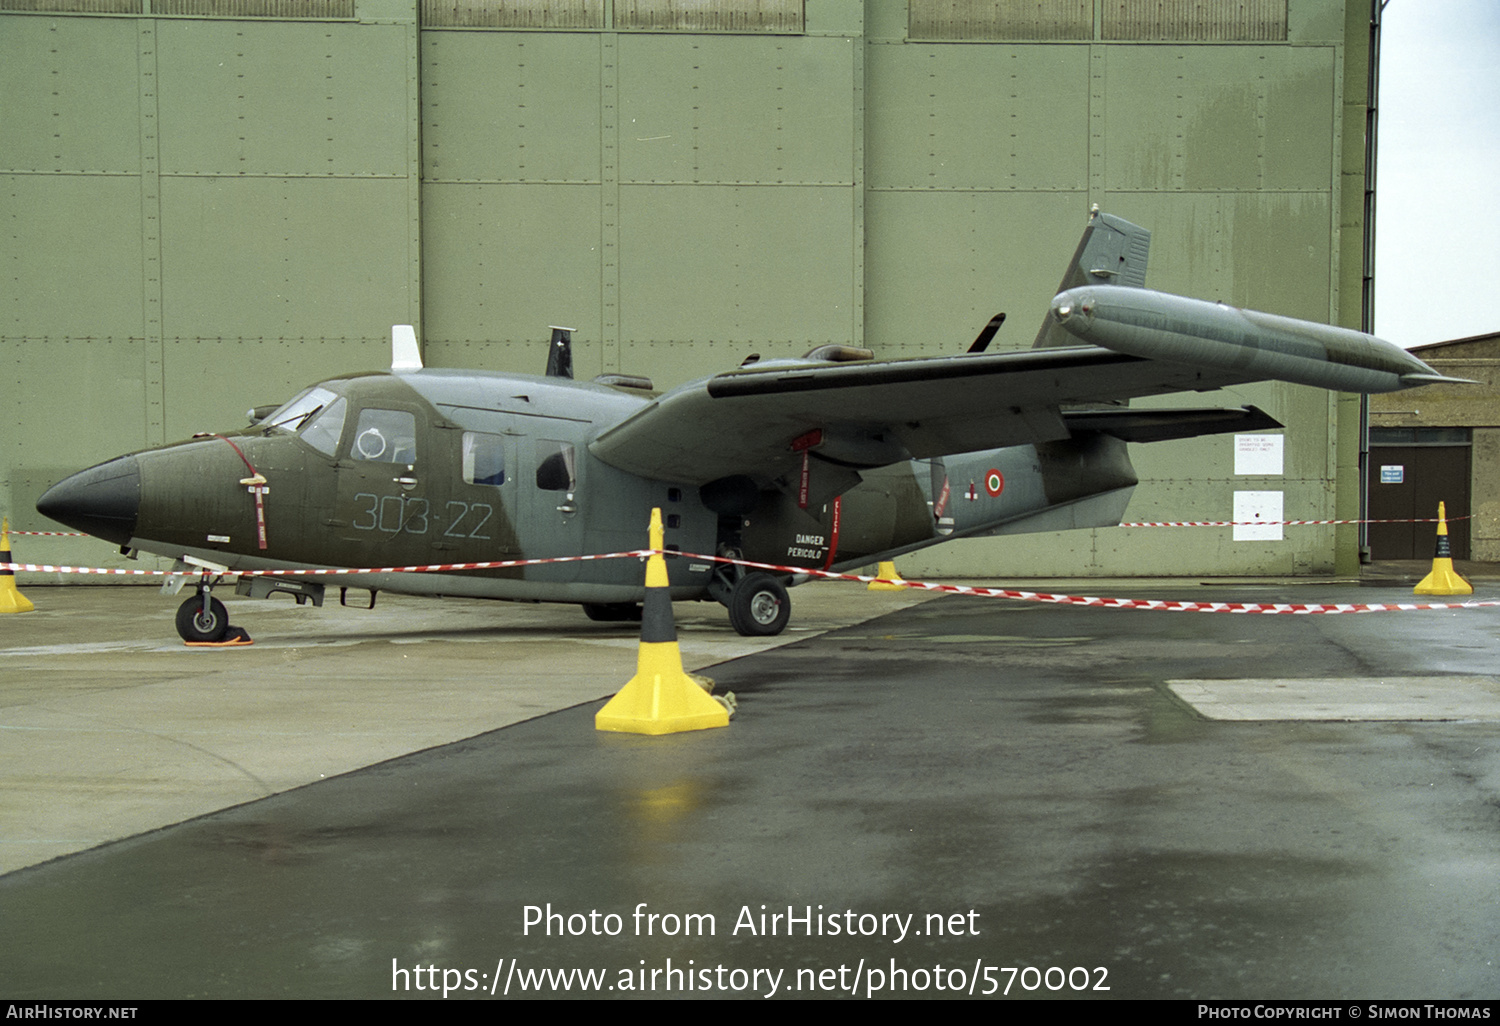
[299,397,347,457]
[535,440,576,491]
[463,432,506,487]
[351,409,417,464]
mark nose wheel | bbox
[176,593,229,643]
[173,572,250,645]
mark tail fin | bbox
[1033,208,1150,349]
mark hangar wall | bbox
[1,0,1368,577]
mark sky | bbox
[1374,0,1500,348]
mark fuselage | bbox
[37,368,1138,603]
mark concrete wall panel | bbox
[618,33,855,186]
[2,175,145,338]
[866,43,1089,191]
[0,16,141,174]
[1104,46,1334,194]
[160,176,414,338]
[421,31,602,184]
[618,183,856,357]
[156,19,411,178]
[421,183,604,357]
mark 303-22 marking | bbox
[350,493,493,539]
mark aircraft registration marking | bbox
[350,494,494,540]
[443,501,494,540]
[352,493,429,534]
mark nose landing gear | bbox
[173,571,252,646]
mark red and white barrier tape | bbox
[4,549,1495,615]
[669,552,1500,614]
[0,550,650,578]
[11,515,1469,537]
[1118,516,1469,527]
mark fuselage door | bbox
[329,402,451,567]
[441,427,520,561]
[433,405,588,583]
[518,423,588,584]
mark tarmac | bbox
[2,570,1499,1000]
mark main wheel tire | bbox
[582,602,643,623]
[176,595,229,643]
[727,573,791,637]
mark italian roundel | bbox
[984,469,1004,497]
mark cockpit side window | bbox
[299,397,347,457]
[351,408,417,464]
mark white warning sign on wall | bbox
[1233,491,1284,541]
[1234,434,1284,476]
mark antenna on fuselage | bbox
[967,312,1006,353]
[546,325,575,379]
[391,324,422,371]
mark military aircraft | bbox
[37,210,1460,642]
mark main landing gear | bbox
[727,572,790,637]
[709,554,791,638]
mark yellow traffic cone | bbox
[595,508,731,735]
[867,559,906,592]
[0,517,36,614]
[1414,501,1472,596]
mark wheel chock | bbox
[185,626,254,647]
[867,559,906,592]
[1414,501,1473,596]
[596,509,730,736]
[0,518,35,614]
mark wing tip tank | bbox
[1049,285,1457,395]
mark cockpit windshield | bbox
[263,386,340,435]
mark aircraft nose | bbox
[36,455,141,546]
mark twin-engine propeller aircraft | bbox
[38,210,1460,642]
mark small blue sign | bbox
[1380,465,1404,485]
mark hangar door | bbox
[1367,430,1471,560]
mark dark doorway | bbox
[1368,436,1471,559]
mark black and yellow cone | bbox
[1414,501,1472,596]
[867,559,905,592]
[0,517,36,614]
[595,508,730,735]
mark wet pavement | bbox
[2,581,1499,999]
